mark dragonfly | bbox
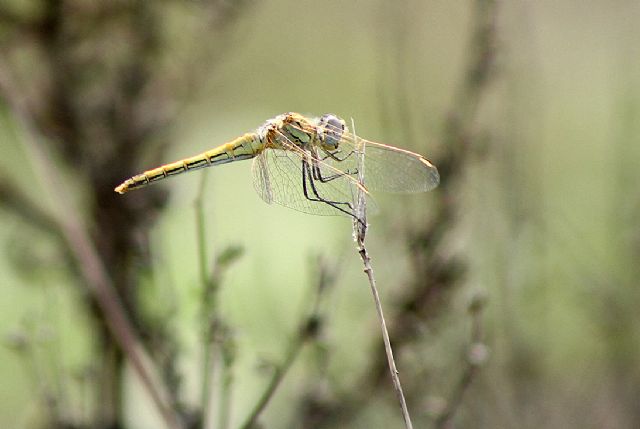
[115,112,439,219]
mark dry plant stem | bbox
[351,120,413,429]
[0,69,183,429]
[355,239,413,429]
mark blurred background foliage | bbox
[1,0,639,428]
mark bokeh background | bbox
[1,0,639,428]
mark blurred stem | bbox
[0,174,60,237]
[435,292,487,428]
[195,170,217,428]
[239,333,306,429]
[7,329,58,422]
[41,284,70,422]
[238,261,331,429]
[449,0,496,137]
[196,171,211,295]
[0,66,183,429]
[218,343,235,429]
[195,173,241,429]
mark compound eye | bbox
[318,114,345,149]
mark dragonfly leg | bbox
[312,166,353,183]
[321,149,355,162]
[302,160,356,218]
[312,155,358,183]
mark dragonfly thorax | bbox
[283,122,313,145]
[258,113,316,149]
[316,114,346,150]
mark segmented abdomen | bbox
[115,133,262,193]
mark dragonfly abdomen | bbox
[115,133,262,194]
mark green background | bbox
[1,0,639,428]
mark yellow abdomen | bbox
[115,133,262,194]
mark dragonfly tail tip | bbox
[114,184,127,194]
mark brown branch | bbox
[356,235,414,429]
[0,65,183,429]
[351,122,413,429]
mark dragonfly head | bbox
[317,114,346,150]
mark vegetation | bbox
[1,0,638,428]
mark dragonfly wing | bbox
[362,141,439,192]
[251,147,377,217]
[321,133,440,193]
[252,154,274,204]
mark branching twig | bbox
[351,120,413,429]
[218,331,236,429]
[239,256,334,429]
[195,165,243,429]
[209,246,248,428]
[239,332,306,429]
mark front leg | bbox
[302,160,356,217]
[312,150,359,183]
[321,149,355,162]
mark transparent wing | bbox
[252,142,377,217]
[325,131,440,193]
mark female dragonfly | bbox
[115,112,440,218]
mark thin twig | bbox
[210,246,243,429]
[238,311,319,429]
[239,334,305,429]
[218,337,235,429]
[358,245,413,429]
[195,169,242,429]
[196,171,211,298]
[195,170,217,429]
[351,119,413,429]
[239,256,332,429]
